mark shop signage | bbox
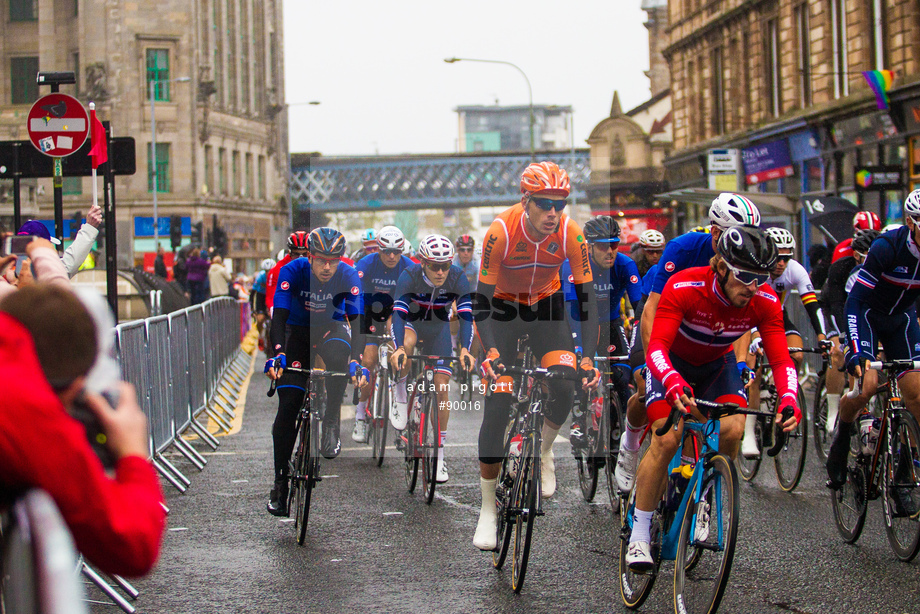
[854,165,903,192]
[707,149,739,191]
[742,140,794,185]
[832,111,898,147]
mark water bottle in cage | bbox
[591,395,604,432]
[508,434,524,478]
[858,413,879,455]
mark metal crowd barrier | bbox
[784,290,825,380]
[114,297,253,494]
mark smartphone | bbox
[70,395,116,469]
[2,234,34,257]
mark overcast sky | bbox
[283,1,652,157]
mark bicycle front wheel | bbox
[511,432,539,593]
[605,390,624,516]
[421,394,440,505]
[674,453,739,614]
[372,370,389,467]
[812,372,831,462]
[618,486,656,609]
[577,393,601,502]
[295,416,316,546]
[883,410,920,561]
[774,387,809,492]
[736,417,762,481]
[404,391,419,493]
[830,429,868,543]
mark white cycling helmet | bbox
[905,189,920,218]
[376,225,406,251]
[882,223,903,233]
[260,258,276,271]
[417,234,454,263]
[277,249,286,261]
[764,227,795,251]
[402,240,412,255]
[638,229,666,249]
[709,193,761,229]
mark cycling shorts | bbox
[253,292,267,315]
[645,352,746,424]
[406,319,454,376]
[850,308,920,365]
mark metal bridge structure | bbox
[290,150,590,213]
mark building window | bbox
[711,47,725,135]
[10,57,38,104]
[696,54,705,139]
[240,0,250,113]
[232,151,241,196]
[258,155,266,199]
[227,0,237,110]
[830,0,848,98]
[765,18,781,117]
[204,145,213,193]
[63,176,82,195]
[213,0,223,107]
[795,4,812,108]
[9,0,37,21]
[870,0,886,70]
[146,49,170,101]
[686,58,696,143]
[219,148,227,195]
[245,153,253,197]
[147,143,170,192]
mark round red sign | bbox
[27,93,89,157]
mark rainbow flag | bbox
[863,70,895,110]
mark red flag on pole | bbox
[88,106,107,169]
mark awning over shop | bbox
[655,188,798,215]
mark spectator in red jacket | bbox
[0,285,166,577]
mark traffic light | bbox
[214,226,228,257]
[190,221,203,245]
[70,211,82,240]
[169,215,182,249]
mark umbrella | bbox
[801,196,859,244]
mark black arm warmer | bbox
[804,300,826,337]
[573,280,599,359]
[474,282,498,352]
[269,307,290,357]
[346,313,365,362]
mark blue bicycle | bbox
[619,396,790,613]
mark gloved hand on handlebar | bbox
[480,350,503,380]
[578,356,600,390]
[846,351,873,377]
[349,360,369,388]
[748,337,763,355]
[264,354,286,380]
[662,372,692,411]
[776,393,801,432]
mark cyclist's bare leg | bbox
[787,332,804,372]
[434,372,451,431]
[360,344,378,403]
[634,417,683,512]
[897,371,920,425]
[825,337,846,431]
[838,368,878,425]
[625,368,648,437]
[718,413,745,460]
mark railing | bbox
[114,296,253,494]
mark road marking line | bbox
[168,527,188,532]
[433,491,477,512]
[382,512,403,516]
[231,479,248,483]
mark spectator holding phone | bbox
[0,237,69,294]
[16,203,103,278]
[0,284,166,577]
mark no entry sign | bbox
[27,93,89,157]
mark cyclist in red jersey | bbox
[266,231,308,313]
[830,210,881,263]
[625,226,800,571]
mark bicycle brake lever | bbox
[267,378,277,398]
[767,406,794,457]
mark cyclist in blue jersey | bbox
[614,193,761,493]
[264,227,368,516]
[390,234,475,483]
[352,226,414,443]
[561,216,641,449]
[827,191,920,513]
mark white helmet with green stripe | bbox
[709,193,761,229]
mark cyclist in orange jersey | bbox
[472,161,600,550]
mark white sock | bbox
[744,414,757,439]
[541,422,559,456]
[631,509,654,544]
[395,376,408,403]
[623,418,645,452]
[355,400,368,421]
[826,393,840,428]
[438,431,447,462]
[479,477,497,516]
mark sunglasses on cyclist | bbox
[726,262,770,287]
[458,247,474,253]
[312,255,341,265]
[591,240,620,251]
[380,248,402,256]
[424,261,451,273]
[776,255,793,263]
[529,197,567,212]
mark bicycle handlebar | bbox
[787,347,828,355]
[868,359,920,371]
[499,365,590,382]
[592,356,631,363]
[266,368,351,398]
[654,391,774,437]
[766,406,795,458]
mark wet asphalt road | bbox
[89,374,920,614]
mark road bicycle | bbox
[737,346,821,492]
[268,367,350,545]
[830,358,920,561]
[366,333,395,466]
[401,354,466,505]
[573,356,630,514]
[491,335,585,593]
[619,394,789,613]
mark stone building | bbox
[662,0,920,238]
[585,0,673,243]
[0,0,289,273]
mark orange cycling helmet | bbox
[520,161,571,198]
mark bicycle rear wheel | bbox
[830,429,868,543]
[492,463,514,570]
[618,487,657,609]
[404,390,420,493]
[812,373,831,462]
[295,416,316,546]
[511,432,538,593]
[372,370,389,467]
[674,453,739,614]
[421,394,440,505]
[883,410,920,561]
[736,417,762,481]
[774,387,809,492]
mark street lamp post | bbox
[150,76,190,249]
[444,57,535,161]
